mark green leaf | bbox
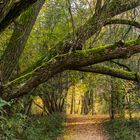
[0,98,11,108]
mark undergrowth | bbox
[23,113,65,140]
[104,119,140,140]
[0,112,65,140]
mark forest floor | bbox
[57,115,110,140]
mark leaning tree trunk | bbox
[1,0,45,83]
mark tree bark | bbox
[0,0,38,33]
[1,0,45,82]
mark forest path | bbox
[57,115,109,140]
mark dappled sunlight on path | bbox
[57,115,109,140]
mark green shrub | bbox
[105,119,140,140]
[0,110,65,140]
[0,112,26,140]
[23,113,65,140]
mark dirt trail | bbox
[57,115,109,140]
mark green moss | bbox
[126,39,140,46]
[110,67,135,75]
[5,39,140,87]
[73,44,115,58]
[4,71,33,87]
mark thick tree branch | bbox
[106,19,140,29]
[5,39,140,100]
[75,65,138,82]
[108,1,140,16]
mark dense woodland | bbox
[0,0,140,139]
